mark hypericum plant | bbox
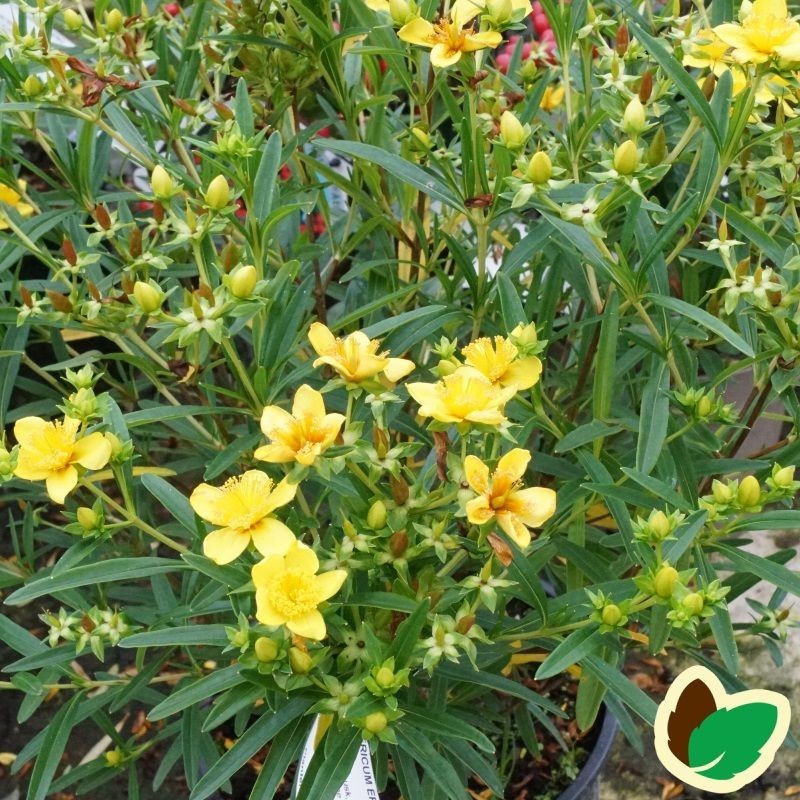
[2,0,800,798]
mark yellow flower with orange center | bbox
[13,416,112,504]
[407,367,515,426]
[682,28,730,70]
[252,540,347,641]
[308,322,415,384]
[464,448,556,548]
[398,0,502,69]
[461,336,542,391]
[0,180,34,230]
[714,0,800,63]
[190,470,297,564]
[255,385,344,467]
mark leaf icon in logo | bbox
[688,703,779,780]
[654,665,792,794]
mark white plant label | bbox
[294,715,380,800]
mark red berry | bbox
[316,126,331,138]
[496,51,511,73]
[164,3,180,16]
[379,58,388,73]
[522,41,532,58]
[533,13,550,35]
[531,1,543,13]
[279,165,291,181]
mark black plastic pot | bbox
[556,708,618,800]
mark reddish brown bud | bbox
[93,203,112,230]
[433,431,449,482]
[638,70,653,103]
[121,275,135,295]
[153,201,164,223]
[62,238,77,266]
[456,614,475,634]
[87,281,101,301]
[701,72,716,100]
[170,96,197,116]
[129,227,142,258]
[221,241,240,272]
[47,290,73,313]
[20,286,33,307]
[615,24,629,56]
[784,133,795,160]
[195,284,215,305]
[755,195,767,215]
[389,475,409,506]
[488,533,513,566]
[212,101,234,121]
[389,531,409,557]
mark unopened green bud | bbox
[526,151,553,185]
[436,358,458,377]
[289,646,313,674]
[229,264,258,299]
[76,506,100,531]
[649,510,670,540]
[63,8,82,31]
[654,565,679,598]
[204,175,230,210]
[646,127,667,167]
[772,465,795,488]
[499,110,528,150]
[367,500,388,530]
[622,97,646,135]
[23,75,44,97]
[737,475,761,508]
[601,604,622,626]
[389,0,412,25]
[254,636,279,663]
[711,479,733,505]
[105,747,124,767]
[364,711,388,734]
[487,0,513,23]
[150,165,175,199]
[375,666,395,688]
[613,140,639,175]
[682,592,704,615]
[105,8,124,33]
[132,281,164,314]
[696,395,713,418]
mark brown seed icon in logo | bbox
[666,677,717,764]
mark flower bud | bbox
[711,479,733,505]
[499,111,527,150]
[367,500,388,530]
[682,592,704,615]
[409,126,431,149]
[105,748,124,767]
[622,97,646,135]
[23,75,44,96]
[364,712,388,734]
[375,666,395,688]
[510,322,538,347]
[526,151,552,185]
[389,530,409,557]
[63,8,82,30]
[737,475,761,508]
[696,394,713,418]
[389,0,412,25]
[653,565,679,598]
[638,70,653,103]
[254,636,279,663]
[150,165,175,199]
[436,358,458,377]
[229,264,258,299]
[646,126,668,167]
[615,24,629,56]
[601,604,622,626]
[76,506,100,532]
[204,175,230,210]
[105,8,124,33]
[487,0,513,23]
[649,510,671,540]
[289,646,313,674]
[132,281,164,314]
[613,140,639,175]
[772,465,795,488]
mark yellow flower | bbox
[714,0,800,63]
[682,28,730,70]
[255,384,345,467]
[365,0,389,9]
[13,416,111,504]
[0,181,34,230]
[398,1,502,68]
[308,322,414,384]
[407,367,515,426]
[190,470,297,564]
[464,449,556,548]
[541,84,565,111]
[252,540,347,641]
[462,336,542,391]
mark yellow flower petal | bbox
[314,569,347,601]
[252,553,284,586]
[189,483,228,525]
[284,541,319,573]
[713,23,752,48]
[249,517,296,558]
[496,448,530,482]
[253,443,297,463]
[13,416,48,447]
[430,42,464,67]
[287,610,327,641]
[45,466,78,504]
[501,356,542,391]
[260,404,294,435]
[202,528,250,564]
[263,476,297,514]
[507,486,557,527]
[384,357,415,382]
[292,384,325,419]
[308,322,337,355]
[464,455,490,493]
[254,591,288,627]
[71,432,112,471]
[398,16,436,47]
[497,512,531,548]
[466,495,494,525]
[461,30,503,52]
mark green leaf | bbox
[555,420,624,453]
[399,708,494,754]
[191,698,312,800]
[536,627,604,680]
[148,665,242,721]
[5,558,188,605]
[320,140,464,210]
[646,294,755,358]
[689,704,780,779]
[714,543,800,597]
[348,592,418,613]
[636,359,669,475]
[494,271,526,330]
[140,474,199,537]
[505,540,553,625]
[120,625,231,648]
[294,723,363,800]
[593,289,619,421]
[248,715,310,799]
[395,727,467,800]
[26,692,82,800]
[387,598,430,668]
[626,18,723,153]
[582,655,658,725]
